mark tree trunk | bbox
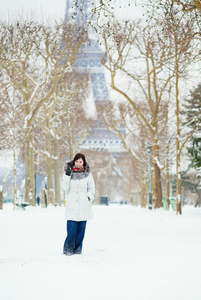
[152,142,163,208]
[25,130,35,206]
[45,118,54,206]
[13,140,17,210]
[68,133,74,160]
[175,36,182,215]
[41,188,46,208]
[141,169,148,208]
[166,160,170,210]
[54,136,61,206]
[195,188,201,207]
[176,174,182,214]
[141,179,148,208]
[153,163,163,208]
[176,133,182,214]
[165,104,170,210]
[95,174,101,204]
[0,186,3,210]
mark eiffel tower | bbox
[64,0,126,153]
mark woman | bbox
[63,153,95,255]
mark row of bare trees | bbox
[0,20,91,207]
[1,1,200,212]
[95,1,201,214]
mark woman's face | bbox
[75,158,84,168]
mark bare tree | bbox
[163,7,199,214]
[98,101,151,207]
[0,71,24,209]
[100,20,178,208]
[0,20,88,205]
[36,71,90,206]
[173,0,201,13]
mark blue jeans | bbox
[63,220,87,254]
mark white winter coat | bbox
[63,161,95,221]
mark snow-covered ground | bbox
[0,204,201,300]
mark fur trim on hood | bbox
[64,159,91,180]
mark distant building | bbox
[65,0,126,153]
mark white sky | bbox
[0,0,67,22]
[0,0,143,22]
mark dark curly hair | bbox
[72,153,86,167]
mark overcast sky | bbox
[0,0,143,22]
[0,0,67,22]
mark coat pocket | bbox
[79,194,89,210]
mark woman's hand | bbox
[65,168,71,176]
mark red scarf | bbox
[73,166,84,172]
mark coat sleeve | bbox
[62,173,70,193]
[87,173,95,201]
